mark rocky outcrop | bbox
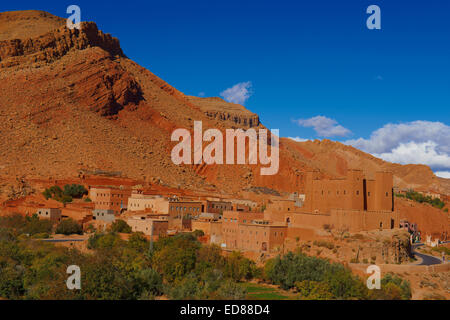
[204,110,260,128]
[69,58,144,116]
[380,232,412,264]
[186,96,260,128]
[0,21,123,68]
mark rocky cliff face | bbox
[186,97,260,128]
[0,21,123,67]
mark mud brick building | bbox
[89,187,132,215]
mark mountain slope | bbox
[0,10,448,197]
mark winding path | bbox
[412,243,443,266]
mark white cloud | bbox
[293,115,351,137]
[373,141,450,168]
[344,121,450,174]
[435,171,450,179]
[220,81,252,105]
[288,137,309,142]
[346,121,450,155]
[198,92,206,97]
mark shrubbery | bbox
[111,220,132,234]
[0,214,53,237]
[367,273,411,300]
[55,218,83,235]
[265,251,412,300]
[42,184,88,204]
[396,190,445,210]
[265,251,367,299]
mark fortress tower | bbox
[374,171,394,211]
[345,169,365,211]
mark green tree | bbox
[152,234,200,283]
[111,220,132,233]
[23,215,53,236]
[88,232,124,250]
[134,268,163,299]
[55,219,83,235]
[295,280,335,300]
[265,251,368,299]
[63,184,88,199]
[224,251,258,281]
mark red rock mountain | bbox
[0,10,448,197]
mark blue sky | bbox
[2,0,450,176]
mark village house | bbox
[169,201,203,218]
[36,208,62,222]
[89,186,132,215]
[229,199,258,211]
[127,215,168,240]
[205,200,232,214]
[221,211,287,253]
[191,214,223,245]
[127,192,170,213]
[93,209,116,223]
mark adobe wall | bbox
[330,209,400,232]
[210,221,223,245]
[290,212,331,229]
[286,226,326,242]
[192,220,212,235]
[265,200,297,213]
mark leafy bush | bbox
[223,251,259,281]
[396,190,446,210]
[42,184,87,204]
[192,229,205,237]
[63,184,88,199]
[88,232,124,250]
[111,220,132,233]
[152,233,200,283]
[55,218,83,235]
[368,273,411,300]
[0,214,53,236]
[295,280,334,300]
[134,268,163,299]
[265,251,368,299]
